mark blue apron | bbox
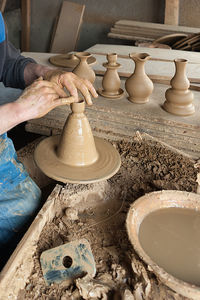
[0,133,41,245]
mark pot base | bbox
[97,88,124,99]
[127,96,149,104]
[163,102,195,116]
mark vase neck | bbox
[134,59,145,75]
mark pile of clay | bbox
[17,135,198,300]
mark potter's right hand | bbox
[15,78,76,121]
[43,70,98,105]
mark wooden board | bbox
[50,1,85,53]
[21,0,31,51]
[114,20,200,34]
[86,44,200,64]
[0,0,6,13]
[164,0,180,25]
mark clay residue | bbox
[17,137,198,300]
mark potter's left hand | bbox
[44,70,98,105]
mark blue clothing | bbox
[0,13,41,246]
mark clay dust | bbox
[17,136,198,300]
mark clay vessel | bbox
[163,59,195,116]
[98,53,124,99]
[125,53,153,103]
[57,100,98,166]
[73,52,96,83]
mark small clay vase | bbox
[98,53,124,99]
[163,59,195,116]
[73,52,96,83]
[125,53,153,103]
[57,100,98,166]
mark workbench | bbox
[23,44,200,159]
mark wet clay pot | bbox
[125,53,153,103]
[34,101,121,184]
[73,52,96,83]
[163,59,195,116]
[57,101,98,166]
[98,53,124,99]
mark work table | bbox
[22,44,200,159]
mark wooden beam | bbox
[21,0,31,51]
[164,0,179,25]
[0,0,7,13]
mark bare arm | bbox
[0,78,74,135]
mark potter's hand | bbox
[16,78,75,120]
[44,70,98,105]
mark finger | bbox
[83,79,98,98]
[34,80,68,98]
[62,78,79,101]
[36,76,43,81]
[74,80,93,105]
[54,96,76,106]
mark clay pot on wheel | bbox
[125,53,153,103]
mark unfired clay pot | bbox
[57,101,98,166]
[34,100,121,184]
[163,59,195,116]
[125,53,153,103]
[73,52,96,83]
[98,53,124,99]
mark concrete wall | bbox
[30,0,165,52]
[3,0,200,53]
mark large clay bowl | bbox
[126,190,200,299]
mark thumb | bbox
[56,96,76,106]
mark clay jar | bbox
[72,52,96,84]
[125,53,153,103]
[57,100,98,166]
[99,53,124,98]
[163,59,195,116]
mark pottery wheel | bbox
[34,136,121,184]
[49,53,96,68]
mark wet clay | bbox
[72,52,96,83]
[163,59,195,116]
[125,53,154,103]
[49,53,96,68]
[34,101,121,183]
[19,138,199,300]
[139,207,200,286]
[98,53,124,99]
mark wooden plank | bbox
[164,0,179,25]
[0,0,7,13]
[50,1,85,53]
[86,44,200,63]
[108,32,154,42]
[21,0,31,51]
[115,20,200,34]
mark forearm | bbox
[23,63,54,86]
[0,102,25,134]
